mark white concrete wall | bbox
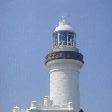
[46,59,83,112]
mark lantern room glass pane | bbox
[68,32,74,46]
[53,32,58,46]
[59,31,67,45]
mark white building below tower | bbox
[12,18,84,112]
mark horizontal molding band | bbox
[45,51,84,64]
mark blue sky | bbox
[0,0,112,112]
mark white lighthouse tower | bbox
[12,18,84,112]
[45,18,84,112]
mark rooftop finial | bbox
[59,16,70,25]
[61,16,65,21]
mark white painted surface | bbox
[54,19,74,32]
[12,106,21,112]
[46,59,83,112]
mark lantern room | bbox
[53,18,76,47]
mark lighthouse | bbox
[45,18,84,112]
[12,18,84,112]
